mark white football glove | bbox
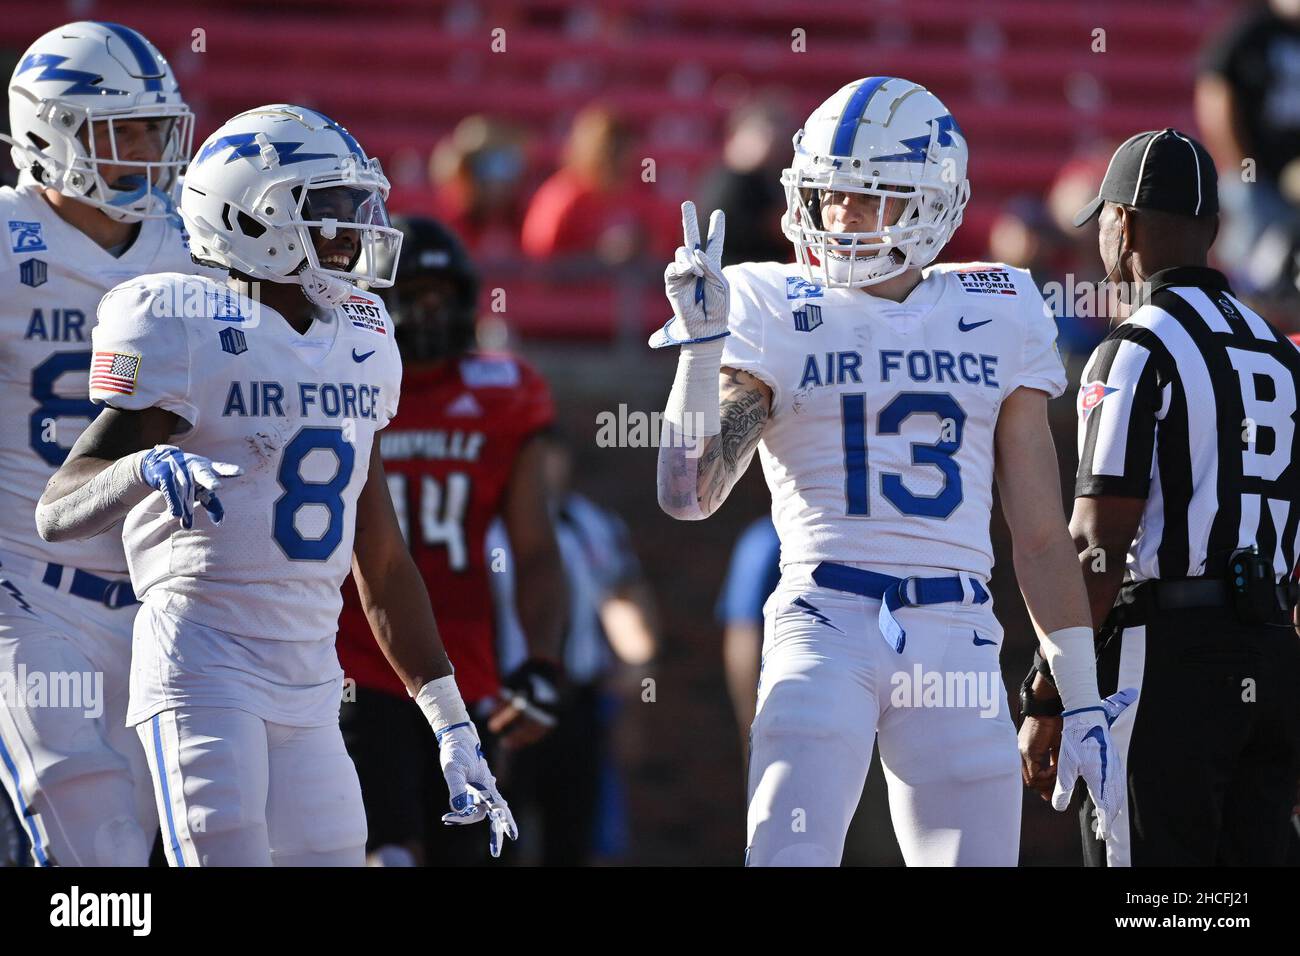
[1053,688,1137,839]
[437,721,518,858]
[648,200,730,348]
[139,444,242,529]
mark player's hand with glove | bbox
[649,201,729,348]
[139,444,242,529]
[416,675,518,858]
[487,657,562,750]
[1053,688,1137,839]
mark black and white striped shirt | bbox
[1076,267,1300,582]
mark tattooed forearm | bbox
[656,367,771,520]
[698,377,769,511]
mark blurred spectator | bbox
[714,515,781,753]
[521,104,672,264]
[1043,153,1115,357]
[1197,0,1300,304]
[336,217,566,867]
[697,97,793,265]
[491,431,658,865]
[428,116,531,260]
[988,194,1063,281]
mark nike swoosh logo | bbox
[1083,725,1108,792]
[972,630,997,646]
[958,317,992,332]
[351,348,376,363]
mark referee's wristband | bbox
[1019,668,1064,718]
[1032,645,1054,683]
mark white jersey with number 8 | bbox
[90,273,401,725]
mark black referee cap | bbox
[1073,129,1218,227]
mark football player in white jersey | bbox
[35,104,516,866]
[654,77,1133,866]
[0,21,208,866]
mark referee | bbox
[1019,129,1300,866]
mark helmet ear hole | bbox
[236,210,266,239]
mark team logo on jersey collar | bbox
[19,258,47,288]
[786,276,824,299]
[1078,381,1118,416]
[793,303,823,332]
[8,220,46,253]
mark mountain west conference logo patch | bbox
[8,220,46,253]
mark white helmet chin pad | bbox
[298,268,356,307]
[781,77,971,289]
[180,104,402,296]
[6,21,193,221]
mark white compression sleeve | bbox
[34,451,150,543]
[1040,626,1102,713]
[663,339,725,439]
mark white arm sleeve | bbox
[34,451,150,543]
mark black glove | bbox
[1019,651,1063,718]
[499,658,563,729]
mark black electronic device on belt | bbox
[1227,547,1276,625]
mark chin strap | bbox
[298,268,356,307]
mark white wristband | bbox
[663,339,724,439]
[413,675,471,736]
[1040,626,1102,714]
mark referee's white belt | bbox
[0,550,138,610]
[811,562,990,655]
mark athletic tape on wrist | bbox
[1039,625,1101,714]
[414,675,472,735]
[663,339,724,438]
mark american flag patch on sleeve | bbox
[90,351,142,395]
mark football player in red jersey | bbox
[336,216,567,865]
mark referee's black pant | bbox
[1080,604,1300,866]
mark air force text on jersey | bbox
[221,380,386,422]
[797,348,1000,390]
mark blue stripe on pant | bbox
[152,715,185,867]
[0,733,48,865]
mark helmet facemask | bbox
[289,167,402,306]
[9,96,193,221]
[782,164,968,288]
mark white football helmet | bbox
[181,104,401,307]
[5,21,193,221]
[781,77,970,288]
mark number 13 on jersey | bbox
[841,391,966,519]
